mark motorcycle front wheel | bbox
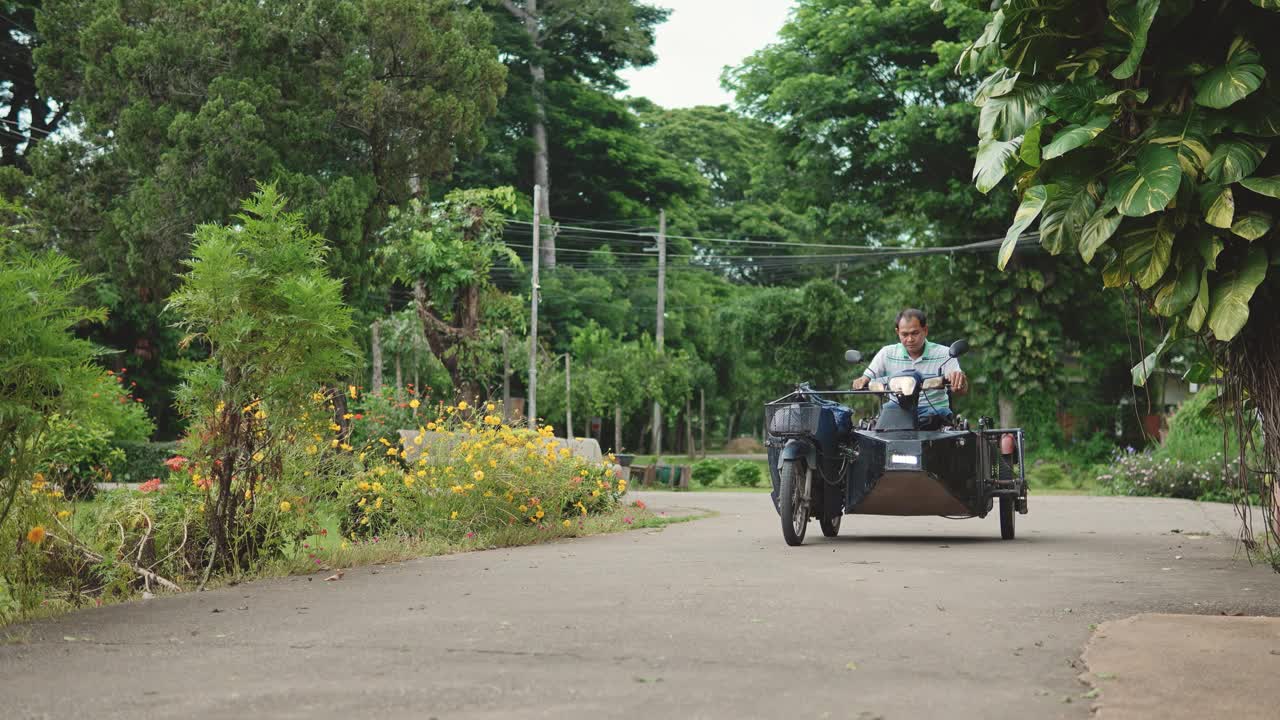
[779,459,810,546]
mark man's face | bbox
[896,317,927,356]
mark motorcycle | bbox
[766,340,1027,546]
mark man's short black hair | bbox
[896,308,927,328]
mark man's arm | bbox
[947,358,968,396]
[852,348,887,389]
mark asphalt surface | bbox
[3,492,1280,720]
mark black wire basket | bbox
[765,402,822,437]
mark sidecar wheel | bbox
[999,496,1016,540]
[779,460,809,546]
[820,513,841,538]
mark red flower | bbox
[138,478,163,493]
[164,456,188,472]
[354,414,364,420]
[631,499,647,510]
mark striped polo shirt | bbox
[862,341,959,413]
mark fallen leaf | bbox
[1095,672,1118,680]
[846,662,858,671]
[324,569,345,582]
[1081,689,1100,699]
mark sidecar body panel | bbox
[846,429,980,516]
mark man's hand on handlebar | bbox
[947,370,968,395]
[851,376,870,390]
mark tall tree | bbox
[960,0,1280,547]
[0,1,66,170]
[473,0,668,266]
[728,0,1130,427]
[26,0,506,433]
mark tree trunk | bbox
[370,321,383,395]
[726,410,737,445]
[998,394,1017,429]
[686,397,695,460]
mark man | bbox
[852,308,967,425]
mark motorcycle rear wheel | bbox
[779,459,809,546]
[819,513,841,538]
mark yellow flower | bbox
[244,488,253,500]
[357,481,371,491]
[386,447,399,456]
[340,541,349,550]
[379,438,391,446]
[535,509,544,519]
[562,520,571,528]
[592,490,600,498]
[409,399,420,409]
[483,490,493,497]
[374,497,383,509]
[252,451,264,462]
[519,504,528,513]
[57,510,71,520]
[413,434,423,446]
[27,526,46,544]
[358,497,367,507]
[473,470,485,481]
[427,422,437,431]
[451,485,464,494]
[404,476,415,487]
[450,511,458,520]
[329,423,341,432]
[215,401,226,414]
[279,500,292,512]
[348,384,358,399]
[342,413,354,420]
[331,439,339,448]
[341,443,353,452]
[457,401,469,410]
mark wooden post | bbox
[394,352,403,400]
[370,320,383,395]
[686,396,695,461]
[564,353,572,439]
[528,185,541,429]
[614,404,623,454]
[699,388,706,458]
[502,330,511,421]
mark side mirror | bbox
[844,349,863,364]
[949,339,970,358]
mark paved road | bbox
[4,493,1280,720]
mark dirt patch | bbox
[1081,613,1280,720]
[724,436,764,453]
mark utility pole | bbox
[564,353,572,438]
[651,209,666,457]
[528,185,541,430]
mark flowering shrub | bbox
[1098,450,1244,501]
[338,400,624,540]
[346,384,433,449]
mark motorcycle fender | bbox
[778,439,817,470]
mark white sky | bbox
[617,0,798,109]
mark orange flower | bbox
[27,526,47,544]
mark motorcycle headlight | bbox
[922,377,945,390]
[888,376,917,395]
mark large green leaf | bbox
[1110,0,1161,80]
[1079,203,1122,262]
[1153,259,1201,317]
[1205,138,1268,184]
[1249,0,1280,9]
[1101,250,1131,287]
[1194,38,1266,109]
[1231,211,1274,241]
[1096,88,1150,105]
[1131,321,1182,387]
[999,185,1050,269]
[1186,268,1210,332]
[1042,113,1113,159]
[1119,220,1174,289]
[1197,234,1225,270]
[1239,175,1280,198]
[1199,183,1235,228]
[1149,115,1212,176]
[974,137,1023,193]
[1105,144,1182,217]
[1021,120,1044,167]
[978,80,1054,141]
[1039,181,1099,254]
[1207,246,1269,340]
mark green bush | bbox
[1098,450,1242,501]
[116,441,182,484]
[728,461,763,488]
[691,459,728,487]
[1026,462,1069,489]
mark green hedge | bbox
[115,441,181,484]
